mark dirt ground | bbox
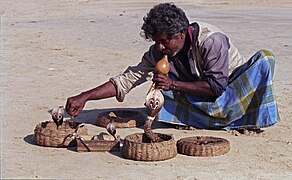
[1,0,292,179]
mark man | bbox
[66,3,279,130]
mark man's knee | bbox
[257,49,276,77]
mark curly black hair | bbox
[141,3,189,40]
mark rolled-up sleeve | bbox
[110,46,156,102]
[201,32,230,96]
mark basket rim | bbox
[124,132,174,144]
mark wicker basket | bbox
[176,136,230,157]
[122,133,177,161]
[97,110,145,128]
[33,120,89,147]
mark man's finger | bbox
[71,108,80,118]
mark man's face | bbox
[152,32,186,56]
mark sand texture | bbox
[1,0,292,179]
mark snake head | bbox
[51,106,64,128]
[145,87,164,117]
[106,122,117,140]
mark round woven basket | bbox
[97,110,145,128]
[122,133,177,161]
[33,120,89,147]
[176,136,230,157]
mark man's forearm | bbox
[81,81,117,101]
[171,80,216,97]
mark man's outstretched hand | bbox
[65,93,88,118]
[65,81,118,118]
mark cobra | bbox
[144,55,170,143]
[144,86,164,142]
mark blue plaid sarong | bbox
[158,50,279,130]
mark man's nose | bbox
[156,43,165,52]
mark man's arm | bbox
[170,80,215,96]
[201,32,230,96]
[153,74,216,96]
[66,46,158,117]
[65,81,116,117]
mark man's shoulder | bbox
[190,21,218,28]
[194,22,222,33]
[190,21,228,45]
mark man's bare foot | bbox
[175,125,196,130]
[228,128,264,136]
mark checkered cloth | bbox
[158,50,279,130]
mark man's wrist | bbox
[80,91,91,101]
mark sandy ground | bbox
[1,0,292,179]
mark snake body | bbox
[144,116,163,142]
[144,86,164,142]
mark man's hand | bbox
[152,73,174,90]
[65,92,88,118]
[153,73,216,96]
[65,81,117,118]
